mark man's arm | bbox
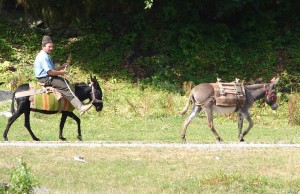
[47,69,67,76]
[47,63,69,76]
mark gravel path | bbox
[1,141,300,149]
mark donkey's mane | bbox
[244,84,264,90]
[74,82,89,88]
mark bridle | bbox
[264,85,277,106]
[247,84,277,106]
[90,82,103,103]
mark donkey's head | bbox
[264,77,279,110]
[89,75,103,112]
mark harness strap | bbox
[15,88,46,98]
[15,85,62,100]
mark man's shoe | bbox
[70,98,93,115]
[79,103,93,115]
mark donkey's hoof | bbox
[240,138,245,142]
[77,135,82,141]
[181,136,187,144]
[4,137,8,141]
[217,137,223,142]
[59,136,66,141]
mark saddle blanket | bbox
[15,83,75,112]
[30,92,75,112]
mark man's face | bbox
[43,43,53,54]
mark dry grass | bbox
[0,146,299,193]
[288,93,300,125]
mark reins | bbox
[246,84,277,105]
[90,82,102,103]
[264,85,277,106]
[63,65,83,102]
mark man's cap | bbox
[42,35,53,45]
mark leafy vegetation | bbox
[0,0,299,92]
[0,158,39,194]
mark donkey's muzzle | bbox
[95,103,103,111]
[271,102,278,110]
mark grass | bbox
[1,80,299,193]
[0,109,299,143]
[0,146,299,193]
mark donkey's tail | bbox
[10,92,16,114]
[180,91,194,115]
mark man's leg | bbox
[50,77,92,115]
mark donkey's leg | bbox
[59,113,68,141]
[205,109,223,142]
[3,108,24,141]
[24,110,40,141]
[238,112,244,140]
[239,111,253,142]
[181,105,201,143]
[64,112,82,141]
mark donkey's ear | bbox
[270,77,279,85]
[90,73,93,81]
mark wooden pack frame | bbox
[210,78,246,109]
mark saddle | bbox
[14,83,74,112]
[210,78,246,109]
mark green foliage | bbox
[278,71,300,94]
[0,0,299,93]
[0,38,13,60]
[0,17,39,89]
[6,158,39,194]
[144,0,153,9]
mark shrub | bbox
[6,158,39,194]
[288,93,300,126]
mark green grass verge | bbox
[1,79,299,143]
[0,147,299,193]
[0,102,299,143]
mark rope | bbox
[63,65,80,101]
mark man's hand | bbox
[55,63,69,71]
[61,63,69,68]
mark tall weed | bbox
[288,93,300,126]
[1,158,39,194]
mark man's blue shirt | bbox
[34,50,55,78]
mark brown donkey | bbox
[180,77,279,142]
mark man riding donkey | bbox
[34,35,92,115]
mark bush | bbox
[288,93,300,126]
[5,158,39,194]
